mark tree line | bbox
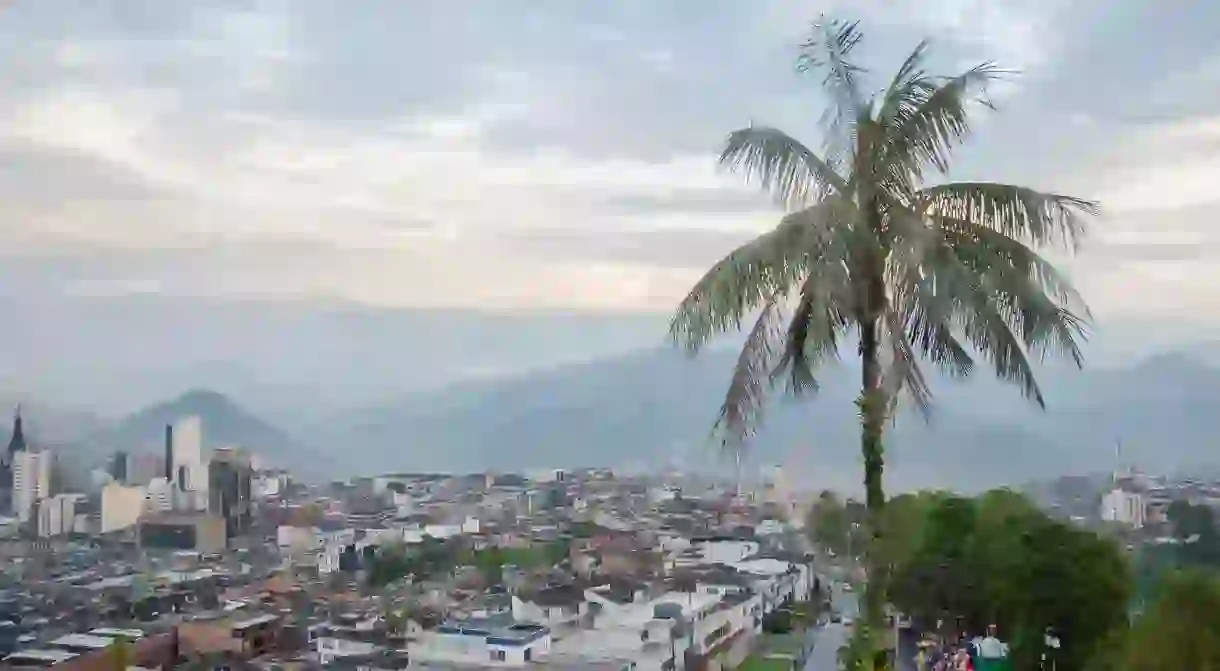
[365,535,572,589]
[809,488,1220,670]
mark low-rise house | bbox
[411,616,551,666]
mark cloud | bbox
[0,0,1215,325]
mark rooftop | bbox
[4,648,80,663]
[232,613,279,631]
[49,633,117,650]
[436,618,550,645]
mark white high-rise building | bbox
[101,481,148,533]
[171,416,208,510]
[1101,489,1146,528]
[145,477,173,513]
[38,493,84,537]
[172,416,203,488]
[12,449,51,523]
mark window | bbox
[490,650,507,661]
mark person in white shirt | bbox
[976,624,1009,658]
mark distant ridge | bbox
[311,347,1220,492]
[89,389,334,479]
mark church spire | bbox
[7,405,26,456]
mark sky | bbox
[0,0,1216,319]
[0,1,1219,419]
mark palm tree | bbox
[669,18,1096,669]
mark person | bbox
[977,624,1009,659]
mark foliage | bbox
[1167,500,1220,567]
[475,545,506,587]
[669,17,1097,669]
[109,636,131,671]
[761,609,794,634]
[737,656,793,671]
[383,604,410,636]
[568,520,603,538]
[367,538,571,589]
[888,489,1130,671]
[789,600,821,628]
[1095,570,1220,671]
[807,490,867,559]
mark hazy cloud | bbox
[0,0,1217,323]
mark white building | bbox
[145,477,173,513]
[555,585,755,671]
[411,619,552,666]
[314,637,382,666]
[276,524,356,552]
[252,473,285,499]
[696,540,760,565]
[278,524,355,574]
[38,493,85,537]
[12,449,51,523]
[101,481,148,533]
[1101,489,1146,528]
[171,415,206,508]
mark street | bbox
[803,622,848,671]
[803,580,856,671]
[803,579,918,671]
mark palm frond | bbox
[919,181,1097,251]
[773,262,854,394]
[887,249,976,381]
[880,310,933,419]
[879,63,1008,189]
[713,292,786,451]
[719,126,849,208]
[940,222,1091,368]
[797,18,869,164]
[669,200,852,352]
[959,289,1047,407]
[875,40,933,128]
[884,203,1088,407]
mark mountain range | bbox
[8,345,1220,494]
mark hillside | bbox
[89,389,334,479]
[9,347,1220,492]
[319,347,1220,492]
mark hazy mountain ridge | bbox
[312,346,1220,491]
[84,389,335,480]
[6,344,1220,491]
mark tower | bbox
[110,451,129,485]
[164,424,174,482]
[6,405,26,457]
[2,406,28,516]
[208,447,252,543]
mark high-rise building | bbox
[12,449,51,523]
[0,406,27,515]
[208,447,253,543]
[37,493,84,537]
[171,416,206,510]
[164,424,174,481]
[110,451,129,485]
[145,477,173,514]
[101,481,147,533]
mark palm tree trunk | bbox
[858,308,888,671]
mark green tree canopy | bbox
[1096,570,1220,671]
[889,489,1130,671]
[1166,501,1220,567]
